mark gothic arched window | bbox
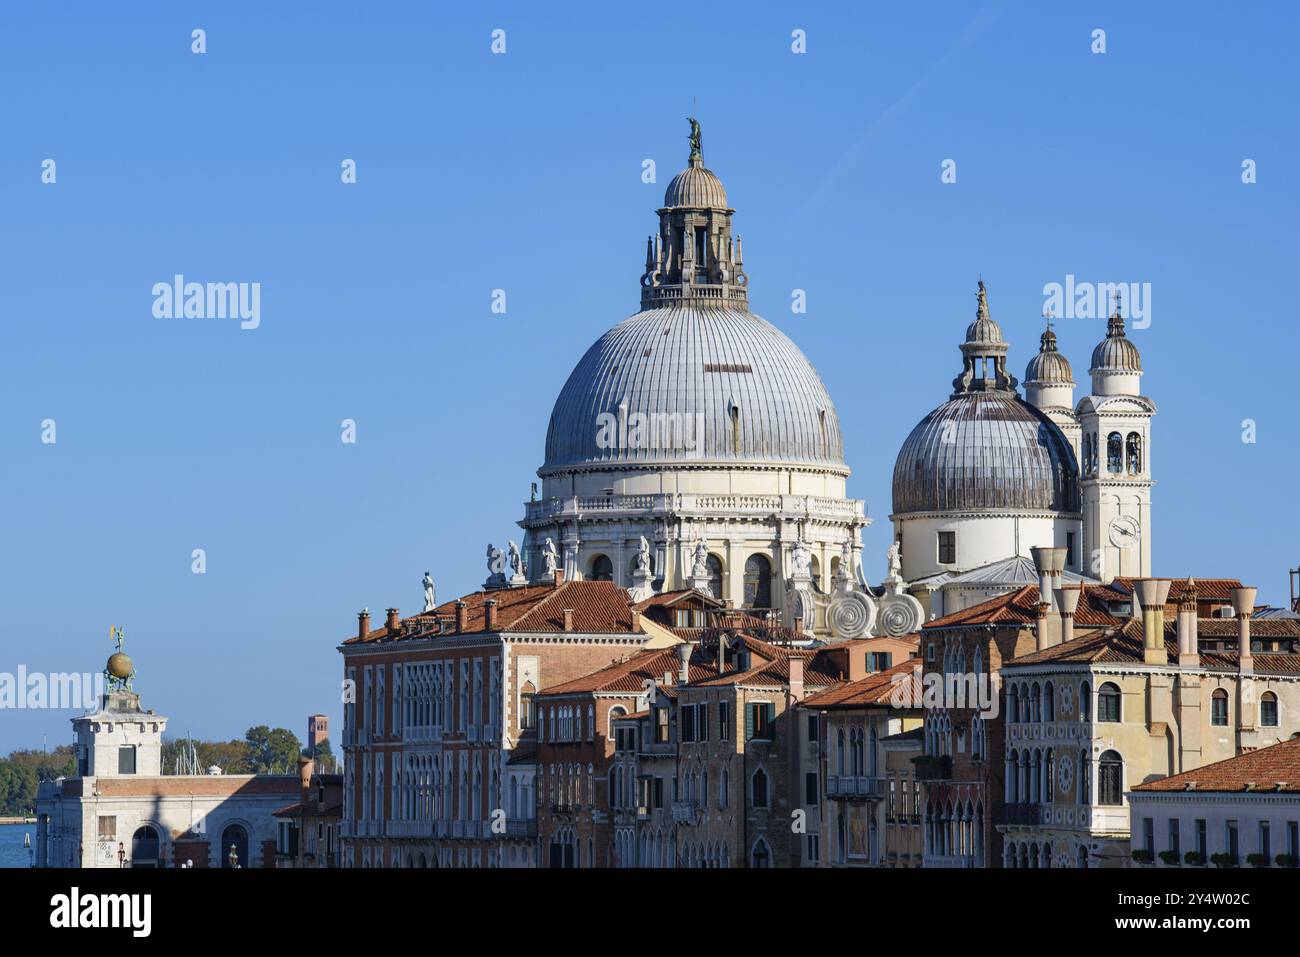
[1261,692,1279,727]
[590,554,613,581]
[743,554,772,609]
[1106,432,1124,473]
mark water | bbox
[0,823,35,868]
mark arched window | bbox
[706,554,724,600]
[751,767,769,808]
[1106,432,1123,473]
[1077,845,1088,869]
[519,680,536,731]
[1211,689,1229,726]
[1098,750,1123,805]
[1043,682,1055,722]
[1008,685,1020,723]
[130,825,161,868]
[1030,683,1040,723]
[1079,681,1091,721]
[590,554,613,582]
[751,838,771,869]
[743,554,772,609]
[1126,432,1142,474]
[1261,692,1279,727]
[1098,682,1121,722]
[607,705,626,739]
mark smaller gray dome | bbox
[663,163,728,209]
[892,392,1080,516]
[1090,313,1142,373]
[964,314,1004,347]
[1025,327,1074,385]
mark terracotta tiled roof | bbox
[538,646,718,696]
[633,588,724,611]
[925,583,1129,630]
[1132,737,1300,794]
[1196,618,1300,639]
[89,775,301,798]
[802,660,920,709]
[1006,619,1300,674]
[273,799,343,818]
[342,580,644,644]
[688,643,841,690]
[1111,576,1242,602]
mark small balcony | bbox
[671,801,701,825]
[504,819,537,838]
[825,775,886,800]
[994,804,1043,827]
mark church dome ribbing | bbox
[892,282,1080,517]
[663,162,728,209]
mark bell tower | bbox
[1077,308,1156,581]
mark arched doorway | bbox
[221,824,250,869]
[130,825,161,868]
[589,555,613,582]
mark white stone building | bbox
[35,685,299,868]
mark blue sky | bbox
[1,1,1296,751]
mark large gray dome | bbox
[543,306,845,473]
[892,392,1080,516]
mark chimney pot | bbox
[1054,586,1081,643]
[1233,586,1257,672]
[385,608,400,633]
[677,641,695,684]
[357,609,371,639]
[553,568,565,587]
[485,599,499,632]
[631,608,641,632]
[454,600,467,633]
[562,608,574,632]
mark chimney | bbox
[298,756,313,804]
[385,608,400,634]
[716,636,727,673]
[1035,601,1052,651]
[357,609,371,639]
[631,608,641,633]
[1232,586,1258,674]
[1054,585,1081,644]
[677,641,695,684]
[793,615,804,635]
[1134,579,1173,665]
[562,608,574,632]
[1031,546,1067,613]
[484,599,499,632]
[454,600,467,633]
[1177,579,1200,668]
[553,568,565,588]
[789,655,805,703]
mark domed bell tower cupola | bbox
[640,118,748,310]
[951,281,1017,396]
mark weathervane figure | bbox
[687,116,702,162]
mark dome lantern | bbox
[951,281,1018,396]
[640,118,748,310]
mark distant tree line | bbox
[0,747,76,817]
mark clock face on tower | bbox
[1108,514,1141,548]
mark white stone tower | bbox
[1076,308,1156,581]
[1023,319,1081,463]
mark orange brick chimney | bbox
[562,608,574,632]
[357,609,370,639]
[385,608,400,634]
[454,600,467,633]
[485,599,499,632]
